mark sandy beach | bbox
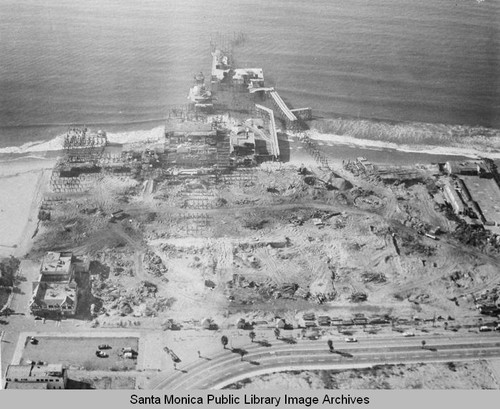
[0,157,56,258]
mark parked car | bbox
[345,337,357,343]
[30,337,39,345]
[96,351,109,358]
[402,332,415,337]
[98,344,111,350]
[479,326,493,332]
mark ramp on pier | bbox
[255,104,280,159]
[269,90,297,123]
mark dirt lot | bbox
[20,336,139,371]
[30,156,500,331]
[22,125,500,388]
[226,360,500,389]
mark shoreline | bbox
[1,114,499,158]
[2,125,500,164]
[300,130,500,160]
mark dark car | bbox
[30,337,39,345]
[96,351,109,358]
[98,344,111,350]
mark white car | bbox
[402,332,415,337]
[345,337,357,343]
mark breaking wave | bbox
[0,126,165,155]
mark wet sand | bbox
[303,130,500,160]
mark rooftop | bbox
[6,364,65,379]
[31,281,76,308]
[461,176,500,224]
[230,131,256,147]
[5,382,49,389]
[233,68,264,82]
[211,49,231,81]
[40,252,73,275]
[445,161,481,175]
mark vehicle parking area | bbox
[20,336,139,371]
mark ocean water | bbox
[0,0,499,152]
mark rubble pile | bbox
[92,279,124,303]
[399,233,436,257]
[474,286,500,315]
[445,270,474,290]
[144,251,168,277]
[231,274,309,302]
[350,291,368,302]
[309,272,336,304]
[95,250,134,277]
[328,176,352,191]
[361,271,387,284]
[92,278,168,317]
[256,167,308,198]
[408,293,431,305]
[284,209,342,227]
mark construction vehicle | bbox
[163,346,181,363]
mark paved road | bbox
[150,333,500,390]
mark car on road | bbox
[479,326,493,332]
[98,344,111,350]
[402,332,415,337]
[345,337,357,343]
[30,337,39,345]
[95,351,109,358]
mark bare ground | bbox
[226,360,500,390]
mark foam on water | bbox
[0,126,165,154]
[301,129,488,159]
[0,0,498,152]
